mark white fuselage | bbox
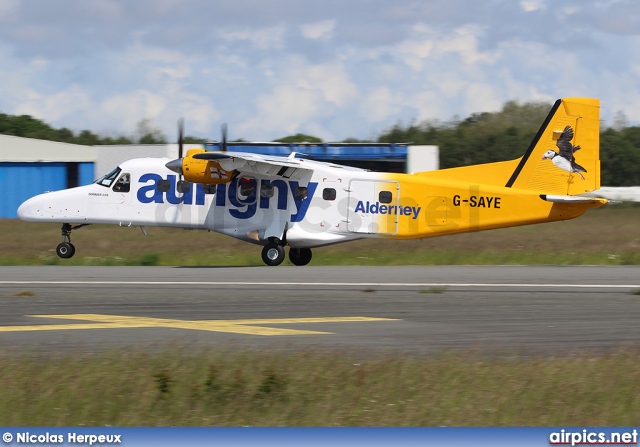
[17,157,378,248]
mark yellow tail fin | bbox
[506,97,600,195]
[417,97,601,195]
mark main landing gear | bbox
[55,223,89,259]
[260,240,313,267]
[289,247,312,266]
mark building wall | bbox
[94,144,183,179]
[0,134,96,162]
[0,162,93,218]
[407,145,439,173]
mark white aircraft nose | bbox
[17,195,42,221]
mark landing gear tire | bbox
[261,243,285,266]
[56,242,75,259]
[289,248,312,266]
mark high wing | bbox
[168,148,367,184]
[191,151,313,180]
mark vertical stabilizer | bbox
[506,97,600,195]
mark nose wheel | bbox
[56,242,75,259]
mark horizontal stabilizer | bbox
[540,194,608,205]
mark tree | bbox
[134,118,167,144]
[341,137,371,143]
[273,133,322,143]
[76,130,100,146]
[184,136,208,144]
[377,100,551,168]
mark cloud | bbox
[14,85,92,123]
[0,0,18,23]
[236,57,357,140]
[300,20,335,41]
[520,1,546,12]
[0,0,639,141]
[221,25,287,50]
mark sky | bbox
[1,0,640,142]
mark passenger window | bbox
[294,186,308,199]
[261,184,274,198]
[238,179,256,197]
[379,191,392,204]
[113,173,130,193]
[323,188,336,201]
[157,180,170,192]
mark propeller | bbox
[178,117,184,159]
[221,122,228,152]
[165,122,230,184]
[174,118,190,193]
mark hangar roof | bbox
[0,134,96,162]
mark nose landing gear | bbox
[55,223,89,259]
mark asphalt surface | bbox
[0,265,639,356]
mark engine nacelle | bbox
[181,149,235,184]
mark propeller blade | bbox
[221,123,228,152]
[178,118,184,159]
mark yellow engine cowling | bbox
[182,149,235,184]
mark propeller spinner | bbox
[165,123,234,185]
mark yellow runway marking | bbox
[0,314,397,336]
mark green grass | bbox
[419,287,446,294]
[1,204,639,266]
[1,347,639,426]
[1,206,639,426]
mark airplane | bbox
[17,97,609,266]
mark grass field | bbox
[1,205,639,426]
[1,204,639,266]
[1,347,640,426]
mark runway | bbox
[1,265,639,355]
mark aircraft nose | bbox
[17,195,42,221]
[166,158,183,175]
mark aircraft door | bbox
[347,179,399,234]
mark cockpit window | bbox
[112,173,130,193]
[95,167,121,188]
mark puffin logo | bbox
[541,126,587,180]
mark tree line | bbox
[378,101,640,187]
[0,114,205,145]
[2,102,639,186]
